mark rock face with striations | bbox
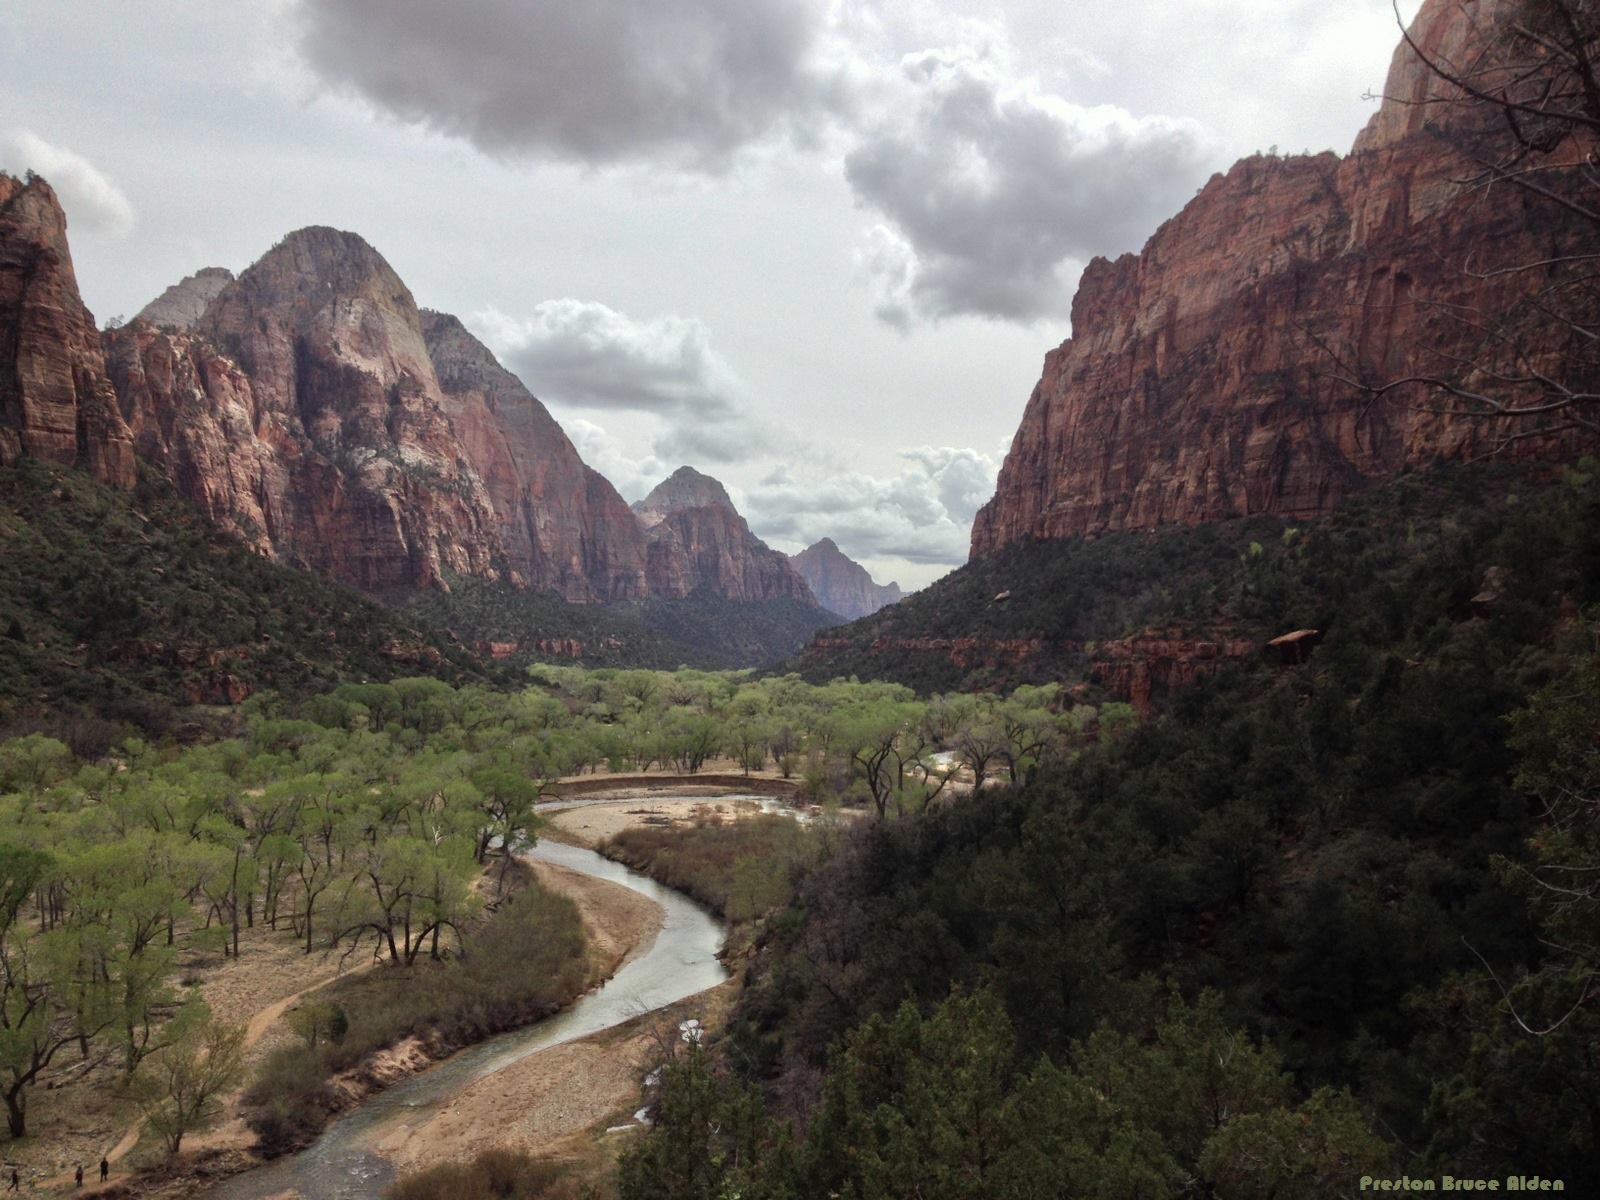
[420,310,652,602]
[633,466,817,602]
[790,538,903,619]
[0,172,136,488]
[134,267,234,330]
[971,0,1590,559]
[111,226,507,591]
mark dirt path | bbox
[38,936,372,1195]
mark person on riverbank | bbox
[74,1164,83,1188]
[99,1157,108,1182]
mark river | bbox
[206,838,730,1200]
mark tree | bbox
[130,1005,246,1155]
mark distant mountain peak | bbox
[791,539,903,620]
[135,267,234,330]
[635,465,735,516]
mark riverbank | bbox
[194,839,729,1200]
[49,857,653,1200]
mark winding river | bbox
[207,836,730,1200]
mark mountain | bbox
[632,466,816,603]
[134,266,233,328]
[108,226,511,592]
[0,173,135,488]
[970,0,1594,559]
[104,232,822,611]
[789,538,903,619]
[420,310,652,602]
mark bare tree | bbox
[1332,0,1600,439]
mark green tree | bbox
[131,1004,246,1155]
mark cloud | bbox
[651,416,779,467]
[845,44,1216,324]
[742,446,1000,567]
[471,301,744,418]
[292,0,836,169]
[0,129,135,236]
[564,418,667,503]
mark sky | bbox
[1,0,1423,591]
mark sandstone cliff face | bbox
[790,538,903,619]
[104,321,276,550]
[421,310,650,601]
[135,267,234,329]
[0,172,135,488]
[114,226,509,591]
[634,466,817,603]
[971,0,1588,558]
[107,232,808,604]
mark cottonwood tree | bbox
[131,1005,246,1155]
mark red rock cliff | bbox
[0,172,135,488]
[971,0,1591,558]
[421,310,651,601]
[112,226,508,591]
[633,466,817,602]
[106,230,812,605]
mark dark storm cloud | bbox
[847,47,1216,324]
[293,0,834,167]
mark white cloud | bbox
[1,129,135,236]
[292,0,839,170]
[743,445,1001,567]
[564,418,667,503]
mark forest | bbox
[0,660,1114,1175]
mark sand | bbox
[369,854,672,1172]
[545,795,771,849]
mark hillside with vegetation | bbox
[401,579,840,671]
[0,462,493,750]
[607,462,1600,1197]
[789,465,1579,694]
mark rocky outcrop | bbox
[104,322,277,550]
[633,466,817,602]
[0,172,136,487]
[790,538,903,619]
[1089,631,1257,713]
[421,311,650,601]
[111,226,509,591]
[135,267,233,329]
[971,0,1591,558]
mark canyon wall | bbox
[0,173,135,488]
[971,0,1590,557]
